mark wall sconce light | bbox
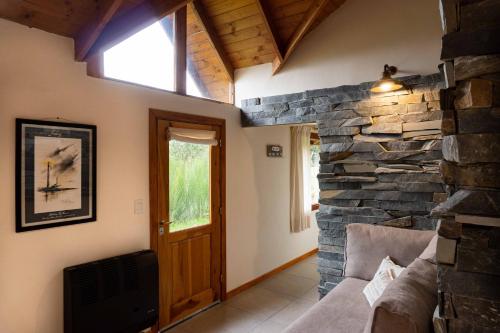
[370,64,403,93]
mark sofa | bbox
[284,224,438,333]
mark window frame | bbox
[86,5,235,104]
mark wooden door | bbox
[149,110,226,330]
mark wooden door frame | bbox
[149,109,227,331]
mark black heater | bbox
[64,250,158,333]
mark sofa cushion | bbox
[418,234,438,264]
[284,278,371,333]
[344,224,435,281]
[363,258,438,333]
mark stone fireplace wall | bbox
[432,1,500,332]
[241,73,445,297]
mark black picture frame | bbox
[15,119,97,232]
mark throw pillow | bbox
[363,258,438,333]
[363,256,405,306]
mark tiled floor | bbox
[165,255,320,333]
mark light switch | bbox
[134,199,144,215]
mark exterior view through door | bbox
[149,110,226,331]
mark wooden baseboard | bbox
[226,248,318,299]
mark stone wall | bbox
[241,73,446,297]
[433,1,500,332]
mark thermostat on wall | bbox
[267,144,283,157]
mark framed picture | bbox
[16,119,97,232]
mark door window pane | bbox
[169,140,210,232]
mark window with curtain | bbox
[290,126,313,233]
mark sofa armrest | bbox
[344,224,435,281]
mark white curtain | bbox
[168,127,218,146]
[290,126,312,233]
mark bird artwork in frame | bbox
[15,119,97,232]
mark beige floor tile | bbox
[300,286,321,303]
[226,287,293,320]
[249,319,289,333]
[283,261,320,281]
[167,257,320,333]
[269,299,316,326]
[258,273,318,299]
[178,304,262,333]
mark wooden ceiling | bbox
[0,0,346,102]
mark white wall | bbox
[0,19,318,333]
[235,0,442,105]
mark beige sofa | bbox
[284,224,437,333]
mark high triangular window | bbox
[102,6,232,103]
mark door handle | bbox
[159,220,172,236]
[160,220,173,226]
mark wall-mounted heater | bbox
[64,250,158,333]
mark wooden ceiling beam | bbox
[83,0,189,61]
[174,7,187,94]
[272,0,331,75]
[191,0,234,82]
[74,0,124,61]
[256,0,284,63]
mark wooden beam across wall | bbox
[174,6,187,94]
[191,0,234,82]
[256,0,284,64]
[272,0,331,75]
[74,0,124,61]
[83,0,189,61]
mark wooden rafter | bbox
[272,0,331,75]
[74,0,123,61]
[83,0,189,61]
[191,0,234,82]
[256,0,284,63]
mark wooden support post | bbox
[174,6,187,94]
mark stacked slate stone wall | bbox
[432,1,500,333]
[241,73,446,297]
